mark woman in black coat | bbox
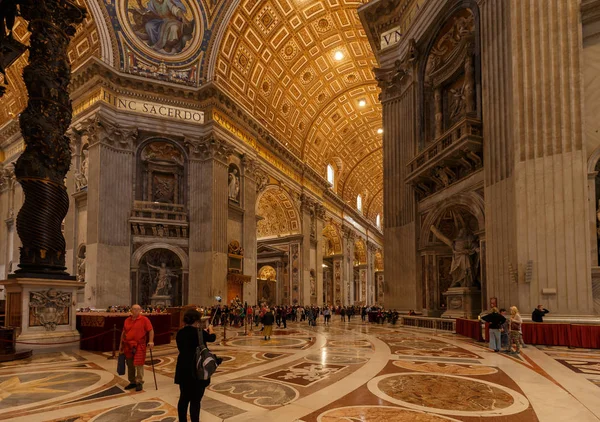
[175,309,216,422]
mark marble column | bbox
[242,156,259,305]
[482,0,593,315]
[332,255,343,306]
[342,226,356,306]
[367,241,377,305]
[84,116,137,307]
[315,204,325,306]
[186,135,232,306]
[300,194,313,305]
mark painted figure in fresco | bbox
[148,262,175,296]
[129,0,195,55]
[430,225,480,288]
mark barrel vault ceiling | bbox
[0,0,383,222]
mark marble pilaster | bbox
[242,156,259,305]
[186,135,232,306]
[315,204,325,306]
[83,116,136,308]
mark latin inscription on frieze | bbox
[101,90,204,124]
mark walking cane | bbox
[149,346,158,390]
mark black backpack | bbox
[195,329,218,380]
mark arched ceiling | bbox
[1,0,383,221]
[0,0,101,126]
[215,0,382,219]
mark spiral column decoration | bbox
[13,0,86,277]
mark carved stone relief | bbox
[29,289,71,331]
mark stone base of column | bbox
[3,277,84,349]
[442,287,482,319]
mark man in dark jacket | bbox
[262,308,275,340]
[532,305,549,322]
[481,307,506,352]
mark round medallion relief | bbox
[368,373,529,417]
[117,0,203,62]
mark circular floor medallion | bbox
[368,373,529,416]
[392,361,497,375]
[227,337,307,348]
[317,405,462,422]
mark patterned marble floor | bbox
[2,319,600,422]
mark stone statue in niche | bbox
[310,269,316,297]
[77,245,86,283]
[228,167,240,202]
[430,225,480,288]
[75,147,88,191]
[148,262,175,296]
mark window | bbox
[376,214,381,229]
[357,194,362,212]
[327,164,335,186]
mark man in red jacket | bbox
[120,304,154,391]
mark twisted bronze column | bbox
[13,0,86,278]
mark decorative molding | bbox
[81,115,138,151]
[185,135,233,164]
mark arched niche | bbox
[136,139,186,205]
[134,248,183,307]
[419,191,485,312]
[419,2,482,151]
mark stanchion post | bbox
[108,324,117,360]
[223,319,227,341]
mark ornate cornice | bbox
[81,115,138,151]
[374,38,418,102]
[185,135,233,164]
[0,120,21,146]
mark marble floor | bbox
[2,319,600,422]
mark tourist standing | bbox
[175,309,217,422]
[120,304,154,391]
[262,308,275,340]
[323,306,331,326]
[509,306,523,355]
[532,305,549,323]
[481,307,506,352]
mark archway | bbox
[322,222,343,305]
[256,185,301,305]
[420,192,484,317]
[132,246,186,307]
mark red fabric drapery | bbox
[469,321,600,349]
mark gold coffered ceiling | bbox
[216,0,383,219]
[1,0,383,222]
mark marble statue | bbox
[310,269,316,297]
[77,256,85,283]
[228,168,240,201]
[75,148,88,191]
[430,225,480,288]
[147,262,175,296]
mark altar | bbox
[76,312,171,352]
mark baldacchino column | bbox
[2,0,86,346]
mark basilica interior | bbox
[2,0,600,421]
